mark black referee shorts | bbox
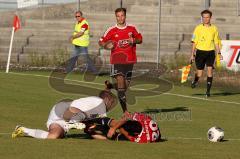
[110,64,134,82]
[195,49,215,70]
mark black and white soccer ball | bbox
[207,126,224,142]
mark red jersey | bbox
[128,112,161,143]
[99,24,142,64]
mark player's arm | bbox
[190,27,198,63]
[84,124,108,140]
[98,27,115,49]
[107,119,127,138]
[109,117,135,141]
[98,37,107,47]
[190,42,196,63]
[119,127,134,141]
[91,134,107,140]
[70,23,88,41]
[133,33,143,44]
[130,28,143,45]
[107,113,132,138]
[214,29,223,60]
[99,36,114,50]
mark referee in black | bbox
[190,10,223,97]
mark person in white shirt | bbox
[12,90,117,139]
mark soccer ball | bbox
[207,126,224,142]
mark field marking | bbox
[163,136,240,141]
[1,132,240,141]
[163,137,203,140]
[0,133,11,135]
[2,71,240,106]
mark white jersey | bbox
[70,96,107,118]
[46,96,106,132]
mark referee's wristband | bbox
[218,52,221,55]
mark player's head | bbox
[75,10,83,21]
[115,8,127,26]
[201,10,212,25]
[122,120,142,136]
[99,90,117,112]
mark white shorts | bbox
[46,101,71,132]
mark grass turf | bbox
[0,70,240,159]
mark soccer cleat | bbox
[65,122,86,130]
[191,81,197,88]
[105,80,114,89]
[12,125,24,138]
[205,91,210,98]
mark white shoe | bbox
[65,122,86,130]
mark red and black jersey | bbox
[127,112,161,143]
[99,24,142,64]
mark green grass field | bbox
[0,70,240,159]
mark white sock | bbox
[22,127,49,139]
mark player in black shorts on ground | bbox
[83,112,161,143]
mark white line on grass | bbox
[1,132,240,141]
[3,72,240,106]
[163,137,203,140]
[0,133,11,135]
[163,136,240,141]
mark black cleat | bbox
[205,91,210,98]
[105,80,114,89]
[191,81,197,88]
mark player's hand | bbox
[123,111,131,119]
[219,54,223,60]
[190,55,195,63]
[128,37,134,46]
[69,36,74,43]
[107,127,116,138]
[104,41,115,50]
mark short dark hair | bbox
[115,8,127,16]
[122,121,142,136]
[99,90,117,112]
[75,10,83,16]
[99,90,113,99]
[201,9,212,17]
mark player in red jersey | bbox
[99,8,142,113]
[84,112,161,143]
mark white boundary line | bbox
[2,71,240,105]
[163,136,240,141]
[1,132,240,141]
[0,133,11,135]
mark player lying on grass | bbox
[12,90,117,139]
[83,112,161,143]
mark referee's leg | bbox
[205,51,215,97]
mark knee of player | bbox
[116,75,125,83]
[47,133,63,139]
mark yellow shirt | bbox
[72,19,90,47]
[191,24,220,51]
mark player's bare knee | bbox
[116,74,124,80]
[47,133,61,139]
[48,124,65,139]
[116,75,126,89]
[197,71,203,77]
